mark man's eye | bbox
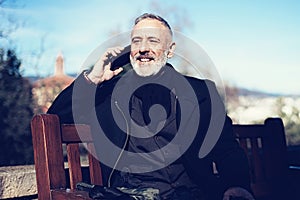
[149,39,159,43]
[132,39,141,44]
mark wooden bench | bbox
[31,114,290,199]
[233,118,289,199]
[31,114,102,199]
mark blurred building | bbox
[32,52,74,113]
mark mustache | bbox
[135,54,155,60]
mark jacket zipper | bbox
[107,100,130,187]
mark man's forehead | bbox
[131,19,170,36]
[132,19,170,33]
[131,27,169,36]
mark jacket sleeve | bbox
[211,116,251,192]
[47,72,98,124]
[205,80,251,193]
[183,78,251,198]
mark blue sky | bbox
[2,0,300,95]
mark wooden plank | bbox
[31,114,66,200]
[67,143,83,189]
[87,143,103,185]
[62,124,93,143]
[250,138,264,182]
[51,189,91,199]
[43,115,67,190]
[31,115,52,200]
[237,138,248,153]
[263,118,288,180]
[234,125,265,138]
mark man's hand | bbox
[87,46,125,84]
[223,187,255,200]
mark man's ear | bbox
[167,42,176,58]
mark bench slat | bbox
[67,143,83,189]
[62,124,93,143]
[87,143,103,185]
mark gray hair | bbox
[134,13,173,35]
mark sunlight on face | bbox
[130,19,173,77]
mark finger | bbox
[103,51,113,59]
[113,67,123,75]
[110,51,118,57]
[101,69,115,81]
[103,63,111,71]
[111,46,125,56]
[107,46,124,54]
[104,47,124,59]
[114,46,125,52]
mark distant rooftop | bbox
[32,52,75,87]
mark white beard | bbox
[130,52,168,77]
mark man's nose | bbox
[139,41,150,52]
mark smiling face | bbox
[130,19,175,77]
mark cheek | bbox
[130,50,138,58]
[154,49,166,57]
[130,43,140,54]
[153,44,168,54]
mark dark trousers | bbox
[161,186,206,200]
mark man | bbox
[48,13,254,200]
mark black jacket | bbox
[48,64,251,199]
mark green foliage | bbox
[0,48,34,166]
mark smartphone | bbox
[111,45,131,70]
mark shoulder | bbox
[184,76,217,94]
[184,75,215,86]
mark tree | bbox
[0,48,34,166]
[0,0,23,44]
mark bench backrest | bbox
[31,114,288,199]
[233,117,288,199]
[31,114,102,200]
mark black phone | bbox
[110,45,131,70]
